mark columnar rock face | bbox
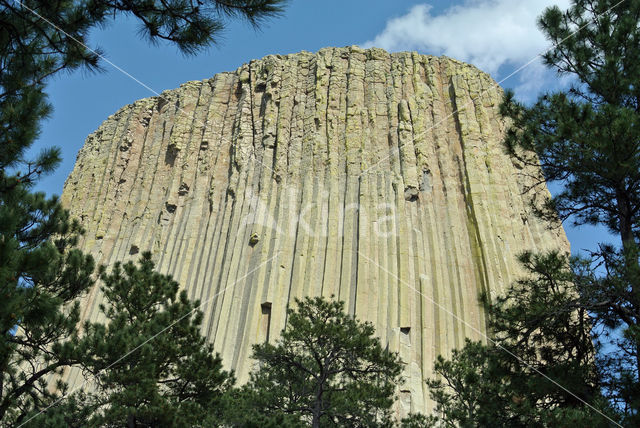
[61,47,569,415]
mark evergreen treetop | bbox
[227,296,404,428]
[1,1,286,425]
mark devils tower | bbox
[61,46,568,415]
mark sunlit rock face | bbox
[62,47,568,415]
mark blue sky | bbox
[32,0,614,255]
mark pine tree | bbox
[501,0,640,423]
[0,190,94,423]
[227,297,403,428]
[426,252,615,427]
[427,0,640,425]
[1,1,286,425]
[72,254,233,427]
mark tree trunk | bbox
[312,375,324,428]
[616,190,640,303]
[312,390,322,428]
[615,189,640,377]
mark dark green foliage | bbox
[584,244,640,421]
[1,0,287,176]
[83,253,235,427]
[488,252,598,408]
[24,392,94,428]
[428,1,640,426]
[32,254,234,427]
[500,0,640,424]
[0,172,95,424]
[501,0,640,283]
[427,340,519,427]
[222,388,302,428]
[228,297,403,428]
[426,252,616,427]
[398,412,434,428]
[1,1,286,425]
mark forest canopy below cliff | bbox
[2,1,640,427]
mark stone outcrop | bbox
[61,47,569,415]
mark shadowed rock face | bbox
[62,46,568,415]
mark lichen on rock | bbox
[61,47,569,416]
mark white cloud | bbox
[362,0,572,99]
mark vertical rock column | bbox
[61,47,569,415]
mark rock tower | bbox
[61,47,569,415]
